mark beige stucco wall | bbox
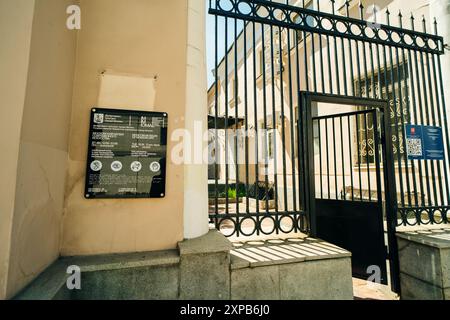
[61,0,188,256]
[0,0,36,300]
[3,0,78,299]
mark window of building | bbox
[257,49,264,78]
[229,77,238,107]
[354,62,410,165]
[267,129,275,160]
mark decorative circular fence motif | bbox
[210,0,444,54]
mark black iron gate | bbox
[208,0,450,293]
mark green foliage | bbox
[228,188,237,199]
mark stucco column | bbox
[0,0,35,299]
[430,0,450,200]
[183,0,209,239]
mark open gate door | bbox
[301,93,399,289]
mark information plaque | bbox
[406,124,445,161]
[85,108,168,199]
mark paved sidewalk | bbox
[353,278,399,300]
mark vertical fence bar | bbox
[295,24,305,215]
[360,4,369,98]
[310,17,318,92]
[348,115,355,200]
[373,110,383,205]
[270,22,279,231]
[325,119,330,199]
[316,0,325,93]
[333,118,338,199]
[295,24,302,213]
[376,44,382,99]
[340,117,346,200]
[355,40,363,97]
[369,43,376,99]
[243,19,250,215]
[341,36,348,96]
[326,35,333,94]
[346,1,355,97]
[224,16,230,215]
[303,33,310,91]
[286,6,298,215]
[355,114,363,200]
[233,8,240,234]
[251,19,261,230]
[279,27,289,215]
[261,21,270,213]
[319,120,323,199]
[214,6,219,227]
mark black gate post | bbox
[380,106,401,294]
[301,93,317,236]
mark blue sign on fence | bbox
[405,125,445,161]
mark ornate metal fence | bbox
[208,0,450,237]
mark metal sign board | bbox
[85,108,168,199]
[406,125,445,161]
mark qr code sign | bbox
[407,138,423,157]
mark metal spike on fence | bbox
[386,8,391,26]
[422,15,427,33]
[410,12,415,31]
[345,0,350,18]
[316,0,320,12]
[434,17,438,36]
[359,1,364,20]
[398,10,403,28]
[331,0,336,14]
